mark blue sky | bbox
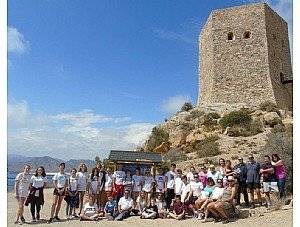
[6,0,294,161]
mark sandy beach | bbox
[7,189,293,227]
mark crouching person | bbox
[140,198,158,219]
[168,195,185,220]
[80,195,102,221]
[113,189,133,221]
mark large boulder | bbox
[263,112,282,127]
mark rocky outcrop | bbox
[264,112,282,127]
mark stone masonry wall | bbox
[197,2,292,110]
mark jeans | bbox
[165,188,175,209]
[237,181,249,205]
[30,196,42,217]
[277,178,286,199]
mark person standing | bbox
[207,164,223,185]
[76,163,89,215]
[66,168,79,218]
[104,168,114,202]
[132,167,143,207]
[260,155,280,209]
[142,169,155,204]
[271,154,286,199]
[235,157,249,207]
[187,166,196,183]
[28,166,47,222]
[246,154,262,209]
[14,164,31,225]
[165,163,177,210]
[112,164,126,202]
[47,163,69,223]
[155,167,166,196]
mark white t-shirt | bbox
[136,197,146,210]
[175,177,183,195]
[142,176,155,192]
[187,172,196,182]
[104,174,113,191]
[132,175,143,192]
[118,196,133,210]
[69,176,79,191]
[113,171,126,185]
[211,187,225,200]
[156,199,167,210]
[190,181,203,197]
[166,171,177,189]
[155,174,166,192]
[53,172,69,188]
[76,172,88,191]
[15,173,31,197]
[84,202,99,217]
[180,183,191,202]
[207,171,223,185]
[89,176,100,194]
[31,175,48,196]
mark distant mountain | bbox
[7,155,96,173]
[7,154,33,164]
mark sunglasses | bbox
[217,181,222,183]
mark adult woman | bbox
[142,169,155,205]
[194,177,215,215]
[47,163,69,223]
[28,166,47,222]
[271,154,286,199]
[132,167,143,207]
[104,168,113,202]
[199,165,208,188]
[14,164,31,224]
[207,176,238,224]
[218,158,227,187]
[76,163,89,215]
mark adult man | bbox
[235,157,249,207]
[165,163,177,210]
[113,189,133,221]
[112,164,126,202]
[207,165,222,185]
[246,154,262,209]
[260,155,279,209]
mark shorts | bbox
[247,182,261,189]
[263,182,279,193]
[53,187,65,196]
[221,201,233,210]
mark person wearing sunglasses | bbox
[246,154,262,209]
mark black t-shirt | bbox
[146,205,158,214]
[261,163,276,182]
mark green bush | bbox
[219,109,252,129]
[271,124,286,133]
[181,102,193,112]
[190,109,205,119]
[146,127,169,151]
[259,101,279,112]
[208,112,221,119]
[196,135,221,158]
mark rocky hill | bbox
[8,155,96,173]
[142,103,293,173]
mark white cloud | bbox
[160,94,192,113]
[7,100,31,125]
[7,26,30,54]
[7,100,155,160]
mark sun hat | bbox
[227,176,237,183]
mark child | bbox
[104,195,117,221]
[168,195,185,220]
[80,195,101,221]
[88,167,100,204]
[155,193,167,218]
[66,168,79,218]
[140,198,158,219]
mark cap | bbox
[209,164,215,169]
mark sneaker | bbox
[20,217,25,223]
[53,216,61,221]
[259,202,263,206]
[250,203,255,209]
[267,203,271,209]
[36,213,40,221]
[47,218,53,224]
[222,217,229,224]
[214,216,222,223]
[201,218,207,223]
[80,217,83,221]
[107,216,114,221]
[14,221,22,225]
[92,217,99,221]
[74,213,79,218]
[115,213,123,221]
[32,218,37,222]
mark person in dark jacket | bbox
[234,157,249,207]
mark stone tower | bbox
[197,2,293,110]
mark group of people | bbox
[13,153,286,224]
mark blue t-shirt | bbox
[246,162,260,184]
[104,200,117,213]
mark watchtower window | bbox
[244,31,251,39]
[227,32,234,41]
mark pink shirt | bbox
[275,164,286,179]
[199,171,207,188]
